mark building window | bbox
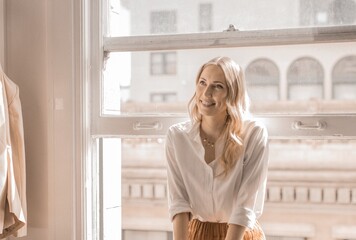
[300,0,356,26]
[150,52,177,75]
[287,57,324,100]
[332,55,356,99]
[245,58,280,101]
[199,3,212,31]
[300,0,330,26]
[329,0,356,25]
[150,92,177,103]
[150,10,177,34]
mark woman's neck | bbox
[200,115,227,141]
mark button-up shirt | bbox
[165,119,269,229]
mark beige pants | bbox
[188,219,265,240]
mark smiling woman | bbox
[166,57,269,240]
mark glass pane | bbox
[99,137,356,239]
[334,84,356,99]
[102,138,122,239]
[102,42,356,116]
[120,137,170,238]
[109,0,356,37]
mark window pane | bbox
[199,3,212,32]
[102,42,356,116]
[109,0,356,37]
[150,11,177,34]
[99,137,356,239]
[102,138,122,239]
[120,137,170,236]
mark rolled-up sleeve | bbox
[229,124,269,229]
[165,130,192,221]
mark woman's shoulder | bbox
[242,118,268,140]
[168,120,194,135]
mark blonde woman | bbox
[165,56,269,240]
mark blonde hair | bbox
[188,56,250,176]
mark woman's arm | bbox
[172,212,190,240]
[225,224,246,240]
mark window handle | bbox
[292,120,327,130]
[133,121,162,130]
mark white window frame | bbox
[85,1,356,239]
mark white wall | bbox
[0,0,5,67]
[5,0,80,239]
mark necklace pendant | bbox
[202,137,214,148]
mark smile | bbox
[200,100,215,107]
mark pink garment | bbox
[0,64,27,238]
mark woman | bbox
[165,56,269,240]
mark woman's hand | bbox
[225,224,246,240]
[173,212,190,240]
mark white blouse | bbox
[165,119,269,229]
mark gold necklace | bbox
[201,137,215,148]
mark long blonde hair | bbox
[188,56,251,176]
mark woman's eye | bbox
[215,84,224,89]
[199,80,206,85]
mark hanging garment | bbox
[0,64,27,238]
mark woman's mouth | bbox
[200,100,215,107]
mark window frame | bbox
[86,1,356,240]
[94,19,356,139]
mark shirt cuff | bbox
[169,199,192,222]
[228,207,256,230]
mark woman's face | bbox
[195,65,228,118]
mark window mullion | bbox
[92,114,356,139]
[103,25,356,52]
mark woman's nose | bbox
[204,85,213,97]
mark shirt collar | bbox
[186,120,202,143]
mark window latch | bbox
[292,120,327,130]
[133,121,163,130]
[103,51,110,71]
[224,24,239,32]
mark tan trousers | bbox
[188,219,265,240]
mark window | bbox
[245,58,280,102]
[150,92,177,103]
[86,1,356,240]
[329,0,356,25]
[300,0,356,26]
[332,55,356,99]
[150,52,177,75]
[150,11,177,34]
[199,3,212,31]
[287,57,324,100]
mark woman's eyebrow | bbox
[212,80,225,84]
